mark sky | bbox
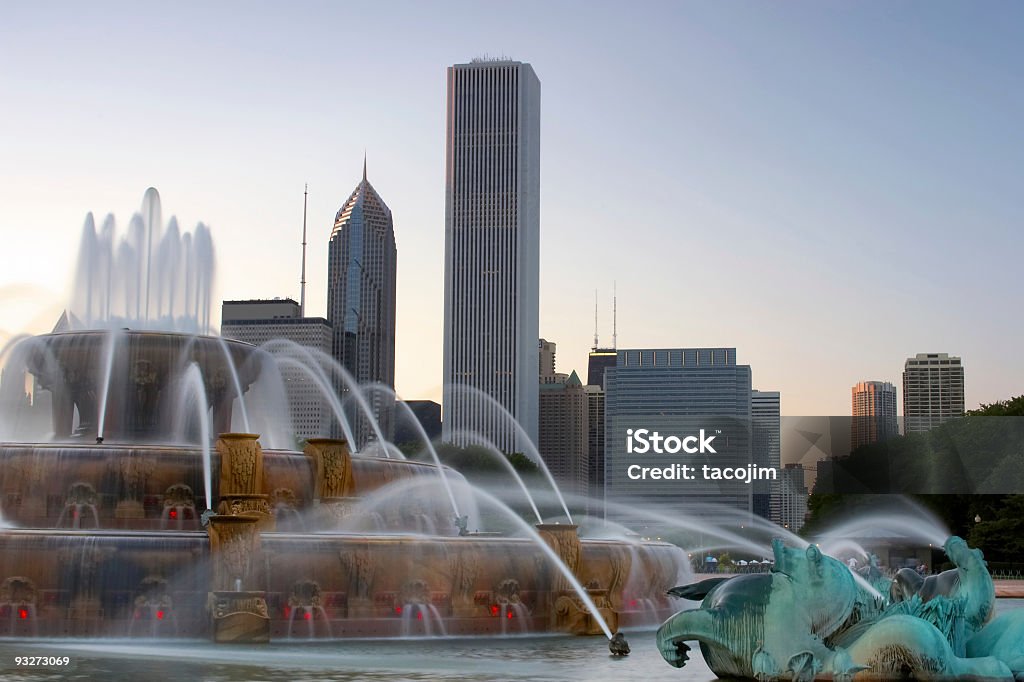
[0,1,1021,415]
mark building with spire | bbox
[442,59,541,454]
[586,288,617,388]
[327,160,397,447]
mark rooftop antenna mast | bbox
[612,281,618,350]
[300,183,308,317]
[593,289,599,350]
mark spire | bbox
[300,183,308,317]
[613,281,618,350]
[593,289,599,350]
[362,151,367,183]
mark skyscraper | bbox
[539,370,590,498]
[751,390,781,523]
[587,349,616,389]
[851,380,898,449]
[585,383,605,515]
[539,338,559,384]
[220,298,332,441]
[604,348,754,525]
[442,59,541,454]
[327,162,397,446]
[902,353,965,434]
[779,463,809,532]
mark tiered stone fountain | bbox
[0,330,683,641]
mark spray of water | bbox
[215,337,250,433]
[178,363,213,509]
[450,385,573,524]
[95,329,122,440]
[69,189,216,333]
[449,428,543,525]
[361,383,459,517]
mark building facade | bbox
[751,390,781,523]
[902,354,965,434]
[539,339,559,384]
[585,383,605,516]
[220,298,332,442]
[587,348,617,389]
[603,348,754,525]
[778,463,808,532]
[442,59,541,454]
[539,370,590,498]
[851,380,898,449]
[327,163,398,446]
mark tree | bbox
[968,395,1024,417]
[803,395,1024,562]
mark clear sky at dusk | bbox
[1,1,1021,415]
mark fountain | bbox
[15,189,1023,681]
[0,189,680,642]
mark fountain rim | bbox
[0,527,679,548]
[25,329,257,349]
[0,441,471,476]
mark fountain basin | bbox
[0,442,467,530]
[0,528,681,638]
[21,331,260,440]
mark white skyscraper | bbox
[442,60,541,453]
[903,353,965,434]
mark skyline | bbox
[1,2,1022,415]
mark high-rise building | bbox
[539,370,590,498]
[442,59,541,454]
[851,380,898,449]
[779,463,808,532]
[539,339,559,384]
[585,383,605,516]
[751,390,781,523]
[902,354,965,434]
[327,162,398,446]
[221,298,332,441]
[604,348,754,525]
[587,349,617,389]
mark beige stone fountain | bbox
[0,331,684,640]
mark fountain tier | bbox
[0,330,681,639]
[20,331,259,441]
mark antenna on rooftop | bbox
[593,289,599,350]
[612,281,618,350]
[300,183,308,317]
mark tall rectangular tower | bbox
[751,390,781,523]
[851,380,898,449]
[902,353,964,434]
[442,60,541,453]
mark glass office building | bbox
[604,348,754,525]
